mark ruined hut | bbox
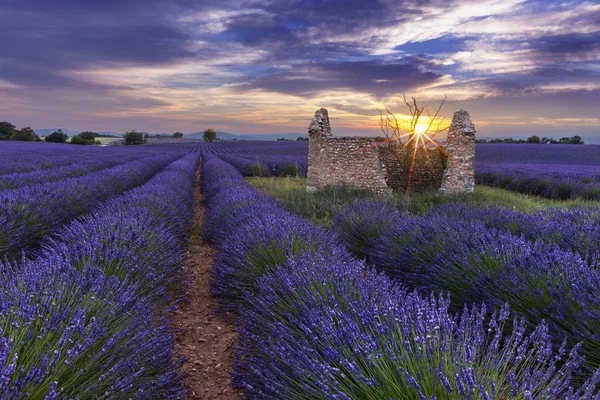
[306,108,476,195]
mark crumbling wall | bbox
[306,108,475,196]
[379,145,446,192]
[439,110,476,194]
[307,109,391,195]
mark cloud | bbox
[236,59,443,98]
[0,0,599,137]
[0,0,198,90]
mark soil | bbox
[173,168,242,400]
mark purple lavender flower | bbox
[0,255,186,398]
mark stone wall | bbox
[308,136,391,195]
[307,109,391,195]
[306,108,475,196]
[439,110,476,194]
[379,145,446,192]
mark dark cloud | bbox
[210,0,435,63]
[476,65,600,98]
[449,89,600,120]
[217,22,295,47]
[0,0,197,89]
[1,0,600,137]
[529,32,600,58]
[238,59,442,98]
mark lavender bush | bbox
[431,203,600,266]
[334,202,600,373]
[211,213,353,316]
[0,154,145,191]
[235,254,599,399]
[331,201,404,259]
[203,140,308,177]
[476,161,600,200]
[0,146,202,398]
[0,255,185,399]
[217,154,272,177]
[202,185,283,245]
[202,155,600,398]
[200,155,248,203]
[0,152,182,257]
[40,153,200,307]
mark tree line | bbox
[475,135,585,144]
[1,121,149,145]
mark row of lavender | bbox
[202,154,599,399]
[204,141,308,177]
[0,151,200,397]
[0,141,200,176]
[0,152,183,258]
[456,144,599,200]
[0,152,148,190]
[333,201,600,377]
[476,161,600,200]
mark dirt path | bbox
[174,169,242,399]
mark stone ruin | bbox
[306,108,476,195]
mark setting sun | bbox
[414,123,427,136]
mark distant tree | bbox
[10,127,40,142]
[203,128,216,142]
[79,131,97,141]
[123,130,146,145]
[143,133,150,139]
[70,135,91,145]
[526,135,540,144]
[46,129,68,143]
[569,135,585,145]
[541,137,552,144]
[0,121,16,140]
[173,132,184,139]
[70,131,97,145]
[475,138,488,143]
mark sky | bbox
[0,0,599,141]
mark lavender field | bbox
[206,141,600,201]
[476,144,600,200]
[199,142,600,398]
[2,139,600,398]
[204,140,309,177]
[1,141,200,397]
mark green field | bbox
[247,177,593,226]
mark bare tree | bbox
[377,94,448,197]
[378,94,447,147]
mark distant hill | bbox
[98,131,124,137]
[35,128,82,137]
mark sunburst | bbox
[354,108,468,199]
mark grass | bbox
[247,177,594,225]
[400,185,593,214]
[246,177,390,227]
